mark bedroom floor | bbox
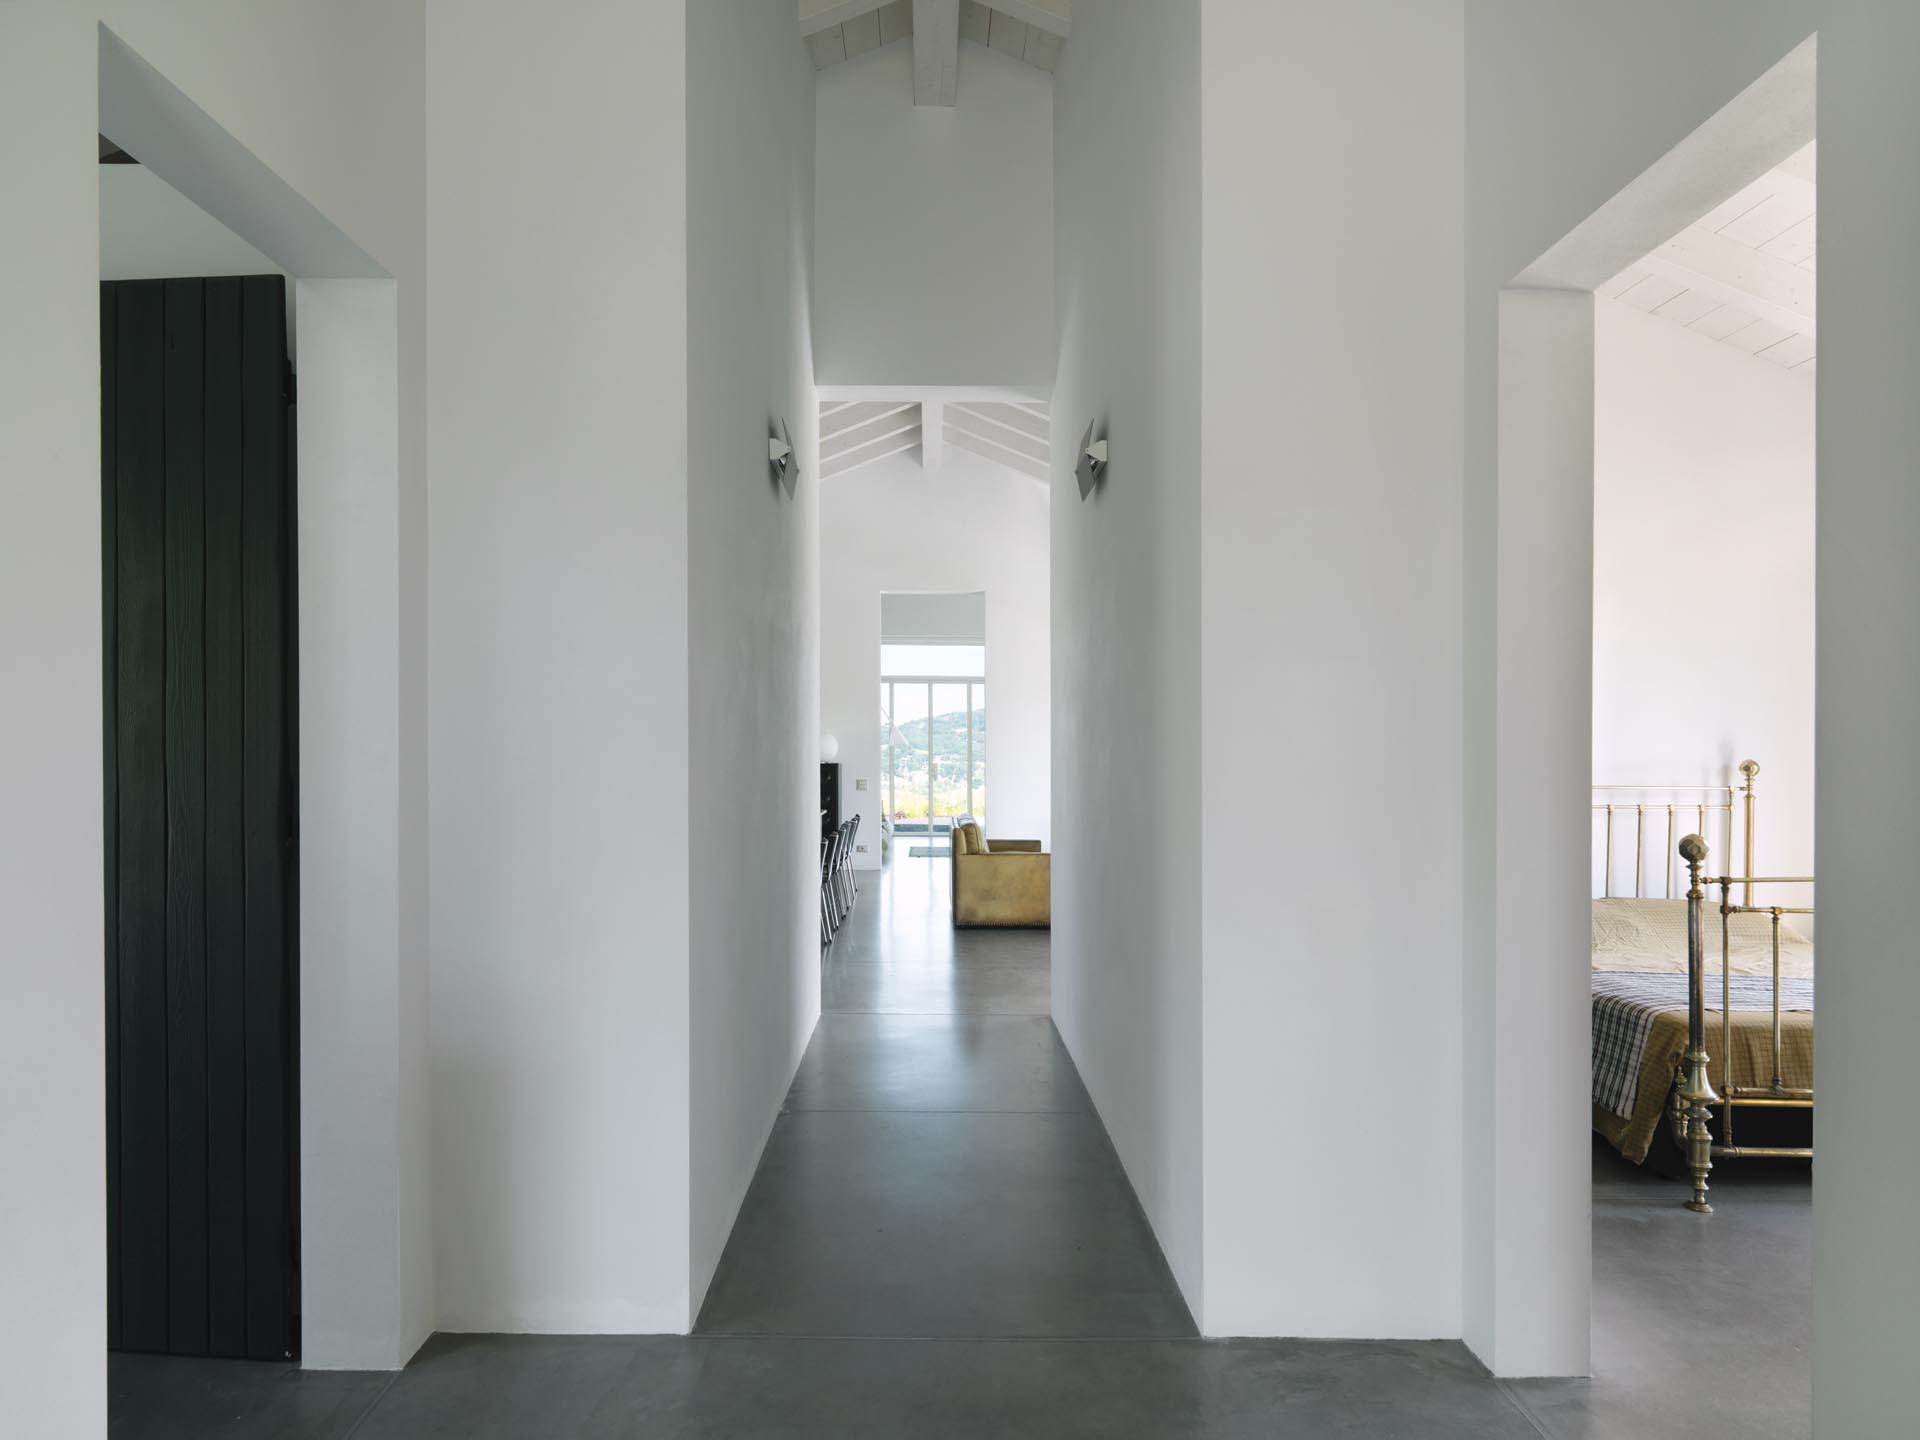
[107,857,1808,1437]
[1506,1137,1813,1438]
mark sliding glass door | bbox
[881,677,987,853]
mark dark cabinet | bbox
[821,762,840,839]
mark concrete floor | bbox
[109,855,1810,1437]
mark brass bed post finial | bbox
[1676,834,1720,1214]
[1739,760,1760,906]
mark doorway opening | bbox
[1484,31,1816,1431]
[96,25,422,1404]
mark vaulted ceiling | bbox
[820,394,1050,482]
[1602,142,1816,376]
[801,1,1068,96]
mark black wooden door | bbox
[102,276,299,1361]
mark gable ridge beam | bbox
[913,0,961,106]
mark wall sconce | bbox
[769,417,798,498]
[1076,420,1108,500]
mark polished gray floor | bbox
[110,855,1810,1437]
[1506,1139,1812,1439]
[697,857,1192,1340]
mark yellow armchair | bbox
[951,823,1051,928]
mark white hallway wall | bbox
[813,36,1053,387]
[429,0,819,1335]
[1,0,430,1427]
[1050,0,1205,1314]
[1054,0,1465,1338]
[1198,0,1466,1339]
[1593,299,1815,887]
[426,0,692,1334]
[686,0,820,1319]
[821,446,1051,868]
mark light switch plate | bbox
[855,778,868,790]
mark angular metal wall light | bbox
[770,416,798,497]
[1076,419,1108,500]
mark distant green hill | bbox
[894,707,985,761]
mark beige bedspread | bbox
[1593,1005,1815,1163]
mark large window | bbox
[881,643,986,844]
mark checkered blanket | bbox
[1591,971,1816,1118]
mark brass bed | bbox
[1590,761,1814,1212]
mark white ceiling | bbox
[820,392,1050,482]
[803,1,1065,78]
[1602,142,1816,376]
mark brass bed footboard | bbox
[1672,829,1814,1214]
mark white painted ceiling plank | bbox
[822,428,922,479]
[993,0,1072,39]
[808,29,847,68]
[1715,190,1816,249]
[1756,332,1816,368]
[1642,230,1814,332]
[822,408,920,459]
[913,0,960,105]
[1697,169,1816,237]
[1599,268,1649,300]
[947,425,1050,482]
[842,10,882,59]
[1615,274,1687,313]
[800,0,893,38]
[1022,28,1062,72]
[958,0,991,47]
[821,399,916,439]
[948,416,1049,466]
[877,0,914,46]
[1651,289,1720,327]
[949,400,1050,448]
[955,397,1050,428]
[1759,213,1817,265]
[987,10,1028,58]
[1724,318,1797,356]
[1687,304,1761,342]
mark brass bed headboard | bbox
[1591,759,1759,901]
